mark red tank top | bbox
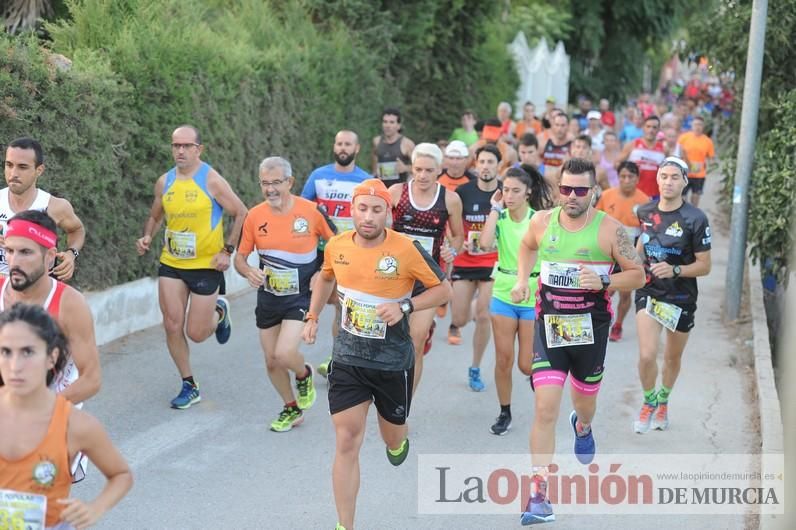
[0,277,66,318]
[628,138,666,197]
[391,182,448,262]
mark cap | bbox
[445,140,469,158]
[352,178,392,207]
[587,110,602,120]
[545,96,555,103]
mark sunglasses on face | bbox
[559,185,592,197]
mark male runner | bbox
[303,178,451,530]
[136,125,248,409]
[438,141,475,192]
[235,156,336,432]
[618,115,666,199]
[516,133,545,176]
[449,110,478,147]
[447,145,500,393]
[389,143,463,392]
[372,108,415,185]
[541,113,571,187]
[511,158,645,524]
[582,111,605,152]
[301,130,370,376]
[595,161,650,341]
[469,118,518,175]
[633,157,711,433]
[2,137,85,280]
[677,116,715,206]
[514,101,542,140]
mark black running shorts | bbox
[327,360,414,425]
[158,263,225,296]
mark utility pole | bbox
[725,0,768,320]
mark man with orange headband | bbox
[303,178,451,530]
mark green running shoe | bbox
[317,355,332,378]
[270,405,304,432]
[295,364,317,410]
[386,438,410,466]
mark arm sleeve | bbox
[409,241,445,288]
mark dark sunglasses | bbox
[559,185,592,197]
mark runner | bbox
[541,113,571,187]
[302,178,451,530]
[596,131,621,188]
[595,161,650,341]
[496,102,517,145]
[570,135,610,191]
[581,111,605,152]
[514,102,543,140]
[449,110,479,147]
[511,158,645,524]
[2,137,85,281]
[516,133,545,176]
[619,107,644,145]
[135,125,248,409]
[447,145,501,392]
[389,143,463,392]
[372,108,415,185]
[235,157,336,432]
[300,130,370,377]
[633,157,712,434]
[479,166,550,436]
[469,118,518,175]
[0,303,132,529]
[437,141,475,192]
[677,116,715,207]
[618,115,666,199]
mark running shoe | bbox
[386,438,410,466]
[436,304,448,318]
[609,324,622,342]
[447,325,462,345]
[651,403,670,431]
[335,524,347,530]
[317,355,332,378]
[170,381,201,409]
[490,411,512,435]
[295,364,317,410]
[520,479,555,525]
[569,410,595,464]
[270,405,304,432]
[468,366,485,392]
[214,296,232,344]
[423,320,436,355]
[634,402,657,434]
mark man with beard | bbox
[0,209,101,480]
[301,130,371,376]
[618,115,666,199]
[2,137,85,280]
[511,159,645,524]
[372,108,415,185]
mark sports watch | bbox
[223,244,235,255]
[599,274,611,291]
[67,247,80,260]
[672,265,682,278]
[399,298,414,315]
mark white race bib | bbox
[263,266,300,296]
[164,229,197,259]
[341,295,387,339]
[645,297,682,332]
[0,489,47,530]
[543,313,595,348]
[467,230,493,255]
[540,261,583,289]
[331,216,354,233]
[410,235,435,256]
[378,161,399,181]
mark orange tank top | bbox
[0,395,73,527]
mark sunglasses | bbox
[559,185,592,197]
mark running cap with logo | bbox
[5,219,57,249]
[659,156,689,183]
[587,110,602,121]
[352,178,392,207]
[445,140,469,158]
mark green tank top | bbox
[493,207,537,306]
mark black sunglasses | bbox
[559,185,592,197]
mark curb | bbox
[748,259,784,530]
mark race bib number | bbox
[467,230,493,255]
[378,161,399,181]
[543,314,594,348]
[645,297,682,332]
[341,295,387,339]
[0,489,47,530]
[540,261,582,289]
[331,216,354,233]
[689,161,705,173]
[263,266,300,296]
[410,235,435,256]
[164,230,197,259]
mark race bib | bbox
[0,489,47,530]
[645,297,682,332]
[467,230,493,255]
[164,230,197,259]
[689,161,705,173]
[378,161,399,181]
[540,261,582,289]
[331,216,354,233]
[263,266,300,296]
[543,313,595,348]
[341,295,387,339]
[410,235,435,256]
[49,359,78,394]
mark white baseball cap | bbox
[445,140,469,158]
[587,110,602,120]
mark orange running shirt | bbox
[238,196,336,300]
[515,120,542,139]
[678,131,715,179]
[438,171,472,192]
[595,188,650,239]
[0,395,73,527]
[321,229,445,370]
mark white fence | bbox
[508,32,570,116]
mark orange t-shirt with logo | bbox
[321,228,444,370]
[595,187,650,239]
[678,131,715,179]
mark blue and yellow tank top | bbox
[159,162,224,269]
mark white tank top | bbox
[0,187,52,274]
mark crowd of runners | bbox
[0,86,717,528]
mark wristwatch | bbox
[67,247,80,260]
[599,274,611,291]
[223,244,235,255]
[672,265,682,278]
[399,298,414,315]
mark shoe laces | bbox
[296,377,310,396]
[277,407,295,422]
[639,403,656,422]
[655,403,668,418]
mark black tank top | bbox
[375,135,410,184]
[392,182,448,262]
